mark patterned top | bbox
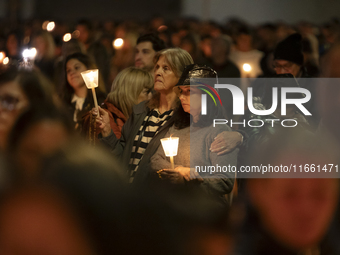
[129,108,173,183]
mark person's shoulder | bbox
[250,49,264,58]
[203,123,231,137]
[132,101,150,114]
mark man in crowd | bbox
[206,36,240,78]
[134,33,166,72]
[273,33,307,78]
[273,33,319,127]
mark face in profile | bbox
[0,81,29,150]
[66,59,87,91]
[249,178,339,250]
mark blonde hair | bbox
[148,48,194,109]
[107,67,153,117]
[33,31,56,60]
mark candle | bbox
[113,38,124,50]
[3,57,9,65]
[81,69,100,115]
[160,136,179,170]
[243,63,252,73]
[63,33,72,42]
[0,52,5,64]
[22,48,37,69]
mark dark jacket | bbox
[100,101,174,184]
[65,90,106,131]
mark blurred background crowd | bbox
[1,3,340,255]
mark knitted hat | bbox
[274,33,304,66]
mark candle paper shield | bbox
[81,69,99,89]
[161,137,179,157]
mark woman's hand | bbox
[158,167,203,183]
[158,169,185,184]
[93,106,111,137]
[210,131,243,155]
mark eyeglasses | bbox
[273,62,294,71]
[0,95,19,111]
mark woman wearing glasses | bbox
[0,68,55,150]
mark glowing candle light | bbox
[47,21,55,32]
[113,38,124,50]
[42,21,49,30]
[72,30,80,39]
[3,57,9,65]
[160,136,179,170]
[81,69,100,115]
[243,63,252,73]
[0,52,5,63]
[22,48,37,61]
[22,48,37,69]
[63,33,72,42]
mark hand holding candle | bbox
[160,136,179,170]
[81,69,100,116]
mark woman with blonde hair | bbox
[32,31,56,80]
[108,67,153,117]
[83,67,153,143]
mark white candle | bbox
[160,136,179,170]
[81,69,100,115]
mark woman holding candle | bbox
[61,53,106,130]
[82,67,153,142]
[96,49,242,184]
[151,64,238,204]
[96,48,192,183]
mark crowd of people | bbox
[0,16,340,254]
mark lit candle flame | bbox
[0,52,5,63]
[63,33,72,42]
[47,21,55,32]
[243,63,252,73]
[81,69,99,89]
[3,57,9,65]
[113,38,124,50]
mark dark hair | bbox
[0,68,55,110]
[76,19,93,31]
[174,86,226,129]
[259,23,277,32]
[62,53,96,103]
[236,26,252,36]
[136,33,166,52]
